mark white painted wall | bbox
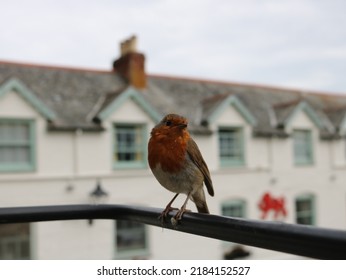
[1,90,346,259]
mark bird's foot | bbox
[170,209,191,227]
[158,206,179,223]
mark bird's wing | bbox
[187,138,214,196]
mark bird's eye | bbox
[165,120,172,126]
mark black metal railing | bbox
[0,204,346,259]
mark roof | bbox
[1,60,346,138]
[0,61,126,130]
[146,74,346,137]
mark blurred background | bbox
[1,0,346,93]
[0,0,346,260]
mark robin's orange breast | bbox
[148,133,187,173]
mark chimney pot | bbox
[120,35,138,56]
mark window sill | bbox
[113,162,147,170]
[0,164,36,173]
[220,161,246,168]
[215,166,269,175]
[294,162,314,167]
[114,248,150,260]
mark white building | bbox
[1,36,346,259]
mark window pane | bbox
[295,196,314,225]
[0,123,12,142]
[297,216,313,225]
[219,128,243,165]
[0,122,29,143]
[114,125,144,165]
[5,242,16,259]
[116,220,147,253]
[222,201,245,218]
[13,123,30,142]
[296,199,312,211]
[0,224,30,260]
[0,120,33,169]
[20,240,30,259]
[0,146,30,164]
[293,130,312,165]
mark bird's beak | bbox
[178,123,187,129]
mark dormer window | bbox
[293,129,313,166]
[218,127,245,167]
[113,124,147,169]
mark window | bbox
[113,124,146,168]
[0,223,31,259]
[222,200,246,218]
[295,194,315,225]
[0,119,35,172]
[218,127,244,167]
[115,220,148,259]
[293,129,313,165]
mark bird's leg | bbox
[171,192,192,226]
[159,193,179,222]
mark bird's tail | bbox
[192,189,210,214]
[196,202,210,214]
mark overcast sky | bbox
[1,0,346,94]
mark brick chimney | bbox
[113,35,146,89]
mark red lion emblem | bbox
[258,192,287,220]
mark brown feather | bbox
[196,203,210,214]
[192,189,210,213]
[187,138,214,197]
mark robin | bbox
[148,113,214,223]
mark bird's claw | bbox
[158,206,179,223]
[170,209,191,227]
